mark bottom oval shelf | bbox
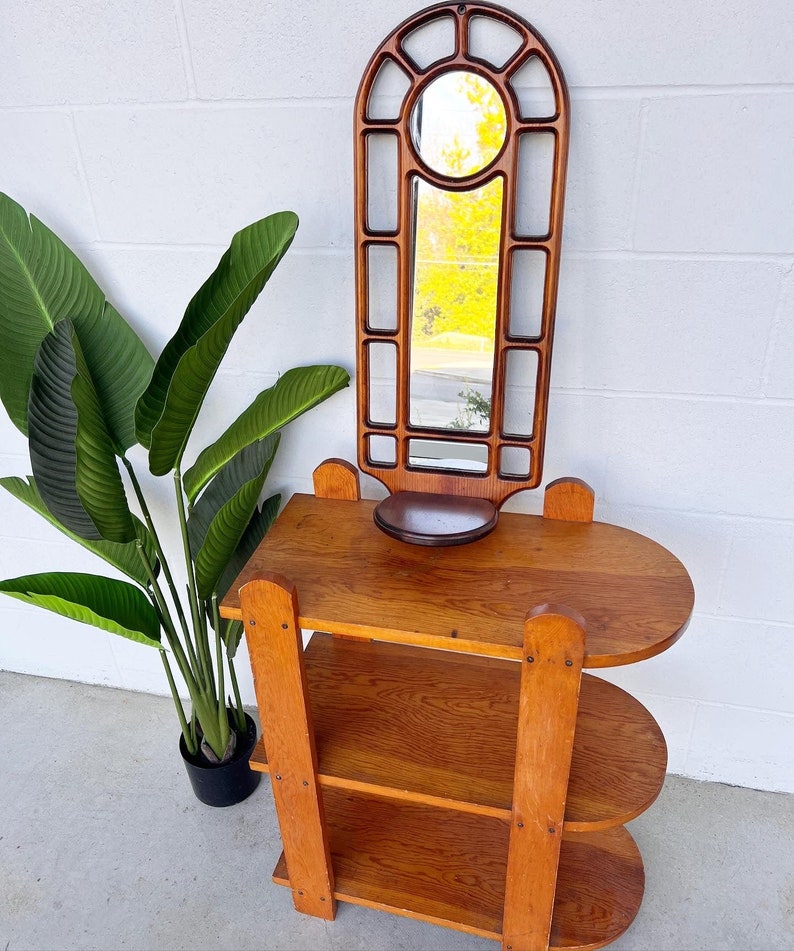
[552,825,644,950]
[272,786,645,950]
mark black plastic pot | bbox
[179,713,261,807]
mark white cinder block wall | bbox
[1,0,792,792]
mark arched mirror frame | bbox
[355,0,569,508]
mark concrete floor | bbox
[1,670,792,951]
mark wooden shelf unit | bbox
[221,478,694,951]
[272,793,645,950]
[249,633,668,831]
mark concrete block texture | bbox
[0,0,187,106]
[600,397,794,519]
[719,519,794,624]
[73,104,352,247]
[634,92,794,253]
[555,258,784,395]
[180,0,794,97]
[765,268,794,399]
[687,704,794,792]
[600,615,794,716]
[0,0,792,797]
[0,112,96,244]
[563,99,641,250]
[85,247,228,352]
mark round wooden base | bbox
[373,491,498,546]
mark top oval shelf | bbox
[222,494,694,668]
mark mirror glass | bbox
[409,176,503,433]
[410,71,507,178]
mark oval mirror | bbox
[410,71,507,178]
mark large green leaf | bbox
[215,492,281,604]
[0,572,161,647]
[0,475,156,586]
[183,364,349,503]
[187,435,279,600]
[214,492,281,658]
[0,192,154,451]
[135,212,298,475]
[28,320,135,543]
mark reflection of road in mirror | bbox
[409,335,493,431]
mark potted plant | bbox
[0,193,349,805]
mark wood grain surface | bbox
[249,633,667,831]
[272,789,645,950]
[239,576,336,919]
[502,607,585,949]
[543,478,595,523]
[222,494,694,667]
[312,458,361,501]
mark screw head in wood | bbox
[281,622,289,629]
[548,827,555,834]
[565,659,573,666]
[249,619,256,625]
[302,780,309,787]
[275,774,282,780]
[526,656,534,663]
[517,821,524,828]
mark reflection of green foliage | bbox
[450,385,492,430]
[412,72,504,345]
[413,178,502,342]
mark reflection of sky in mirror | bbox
[413,72,505,177]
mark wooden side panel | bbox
[543,478,595,523]
[313,458,361,501]
[239,574,336,919]
[311,460,367,641]
[502,605,586,951]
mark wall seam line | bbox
[173,0,198,99]
[67,111,103,241]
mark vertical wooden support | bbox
[313,458,361,500]
[543,477,595,523]
[502,604,586,951]
[313,458,369,642]
[240,573,336,920]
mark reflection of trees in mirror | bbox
[450,385,492,430]
[410,71,504,431]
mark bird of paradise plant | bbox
[0,193,349,764]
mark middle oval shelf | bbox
[250,631,667,832]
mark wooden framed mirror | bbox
[355,1,569,545]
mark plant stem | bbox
[173,469,214,688]
[213,606,230,753]
[123,456,201,670]
[214,596,245,733]
[227,652,247,732]
[135,543,199,697]
[160,650,196,756]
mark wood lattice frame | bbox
[355,0,570,505]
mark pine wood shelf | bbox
[221,482,694,950]
[249,633,667,831]
[224,494,694,667]
[271,789,645,951]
